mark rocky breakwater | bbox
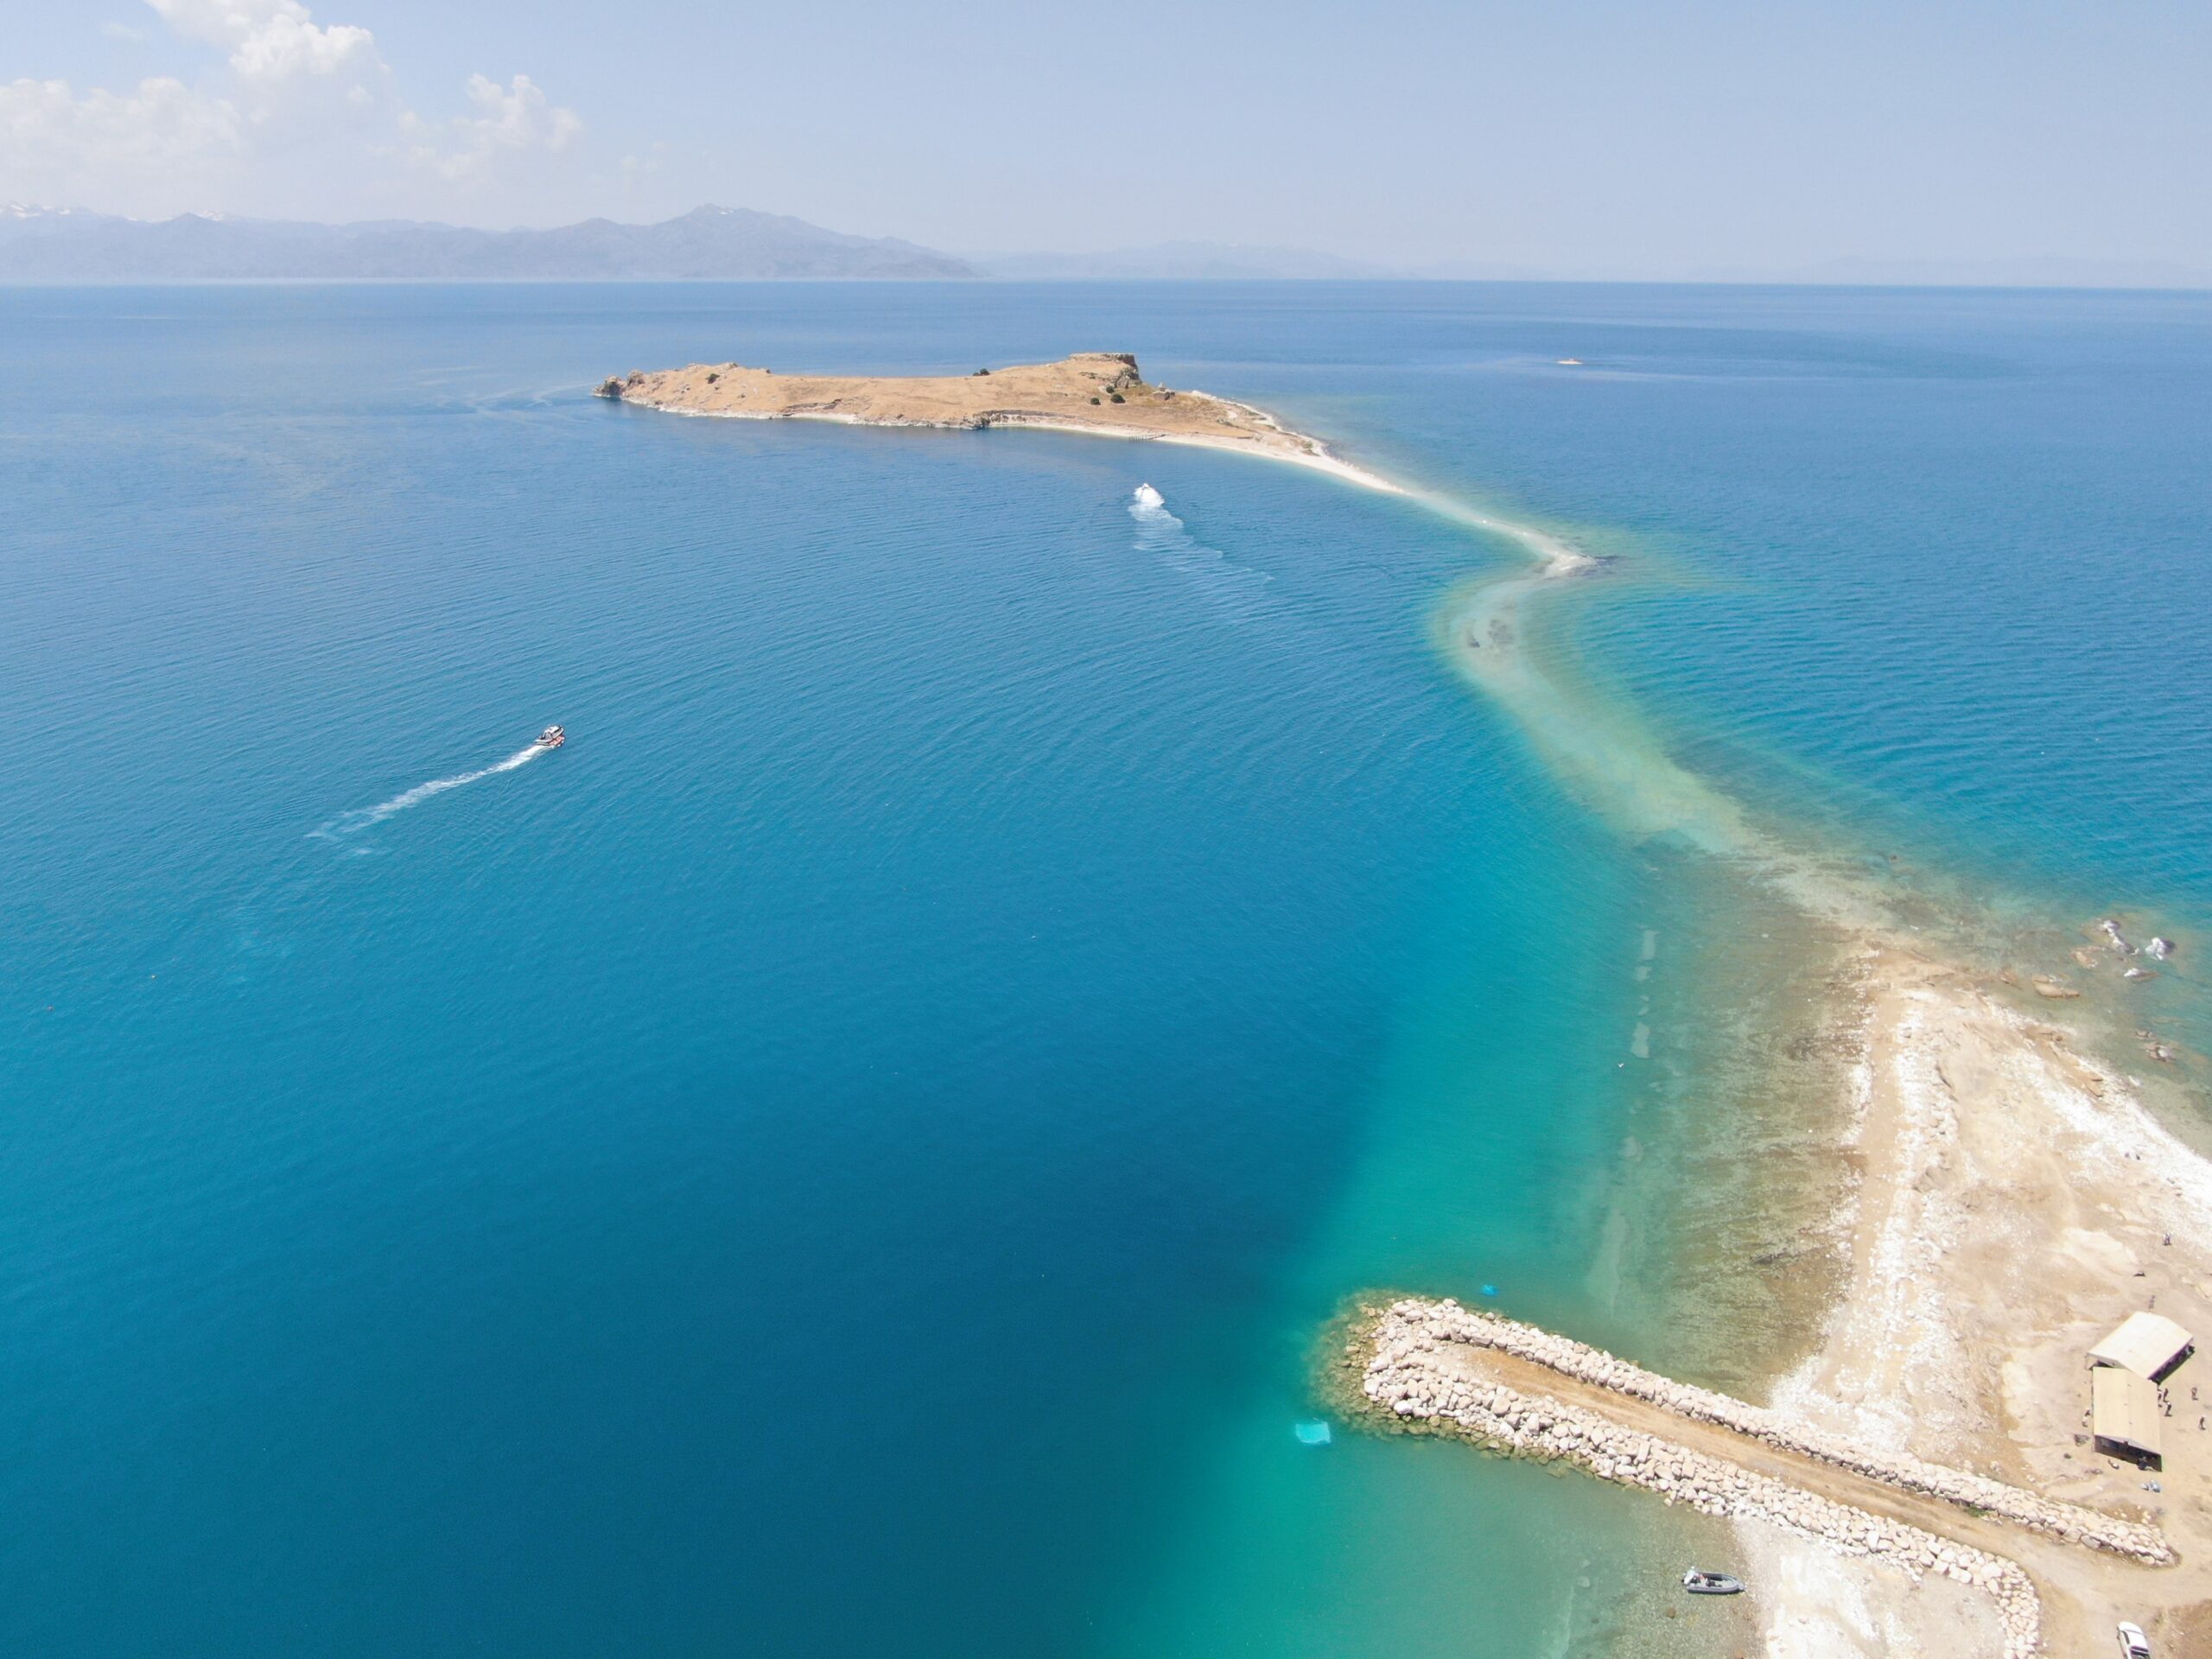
[1381,1298,2170,1566]
[1358,1300,2051,1659]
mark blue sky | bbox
[5,0,2209,275]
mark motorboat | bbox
[536,725,566,749]
[1681,1569,1745,1596]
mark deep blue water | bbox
[3,282,2206,1657]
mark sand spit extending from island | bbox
[1422,489,2212,1653]
[597,352,1406,495]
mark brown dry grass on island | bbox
[596,352,1396,490]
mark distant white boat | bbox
[536,725,566,749]
[1557,358,1585,366]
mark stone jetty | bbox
[1357,1298,2178,1659]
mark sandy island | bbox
[596,351,1401,493]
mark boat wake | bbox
[319,741,547,839]
[1128,483,1277,627]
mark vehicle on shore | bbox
[1681,1569,1745,1596]
[536,725,566,749]
[2117,1620,2151,1657]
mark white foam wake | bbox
[1127,483,1277,627]
[325,741,544,836]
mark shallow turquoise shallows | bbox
[2,283,2206,1658]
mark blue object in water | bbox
[1480,1284,1499,1298]
[1294,1421,1333,1446]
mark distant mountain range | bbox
[0,204,977,282]
[5,203,2205,288]
[0,207,1397,283]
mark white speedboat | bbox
[536,725,566,749]
[1681,1569,1745,1596]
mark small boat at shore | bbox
[536,725,566,749]
[1681,1569,1745,1596]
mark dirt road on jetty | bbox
[1352,1297,2183,1658]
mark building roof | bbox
[2088,1312,2196,1381]
[2092,1364,2163,1459]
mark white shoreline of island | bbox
[604,353,1628,585]
[631,393,1627,577]
[618,395,1411,498]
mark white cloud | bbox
[0,2,585,219]
[404,73,582,182]
[0,74,243,209]
[144,0,378,83]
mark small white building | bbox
[2088,1312,2196,1382]
[2091,1365,2163,1465]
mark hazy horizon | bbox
[9,201,2210,289]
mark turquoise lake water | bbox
[3,283,2207,1656]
